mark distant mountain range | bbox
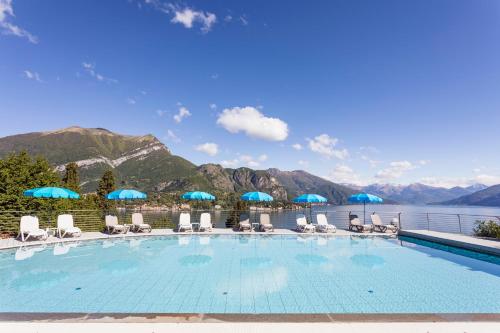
[351,183,488,205]
[0,126,496,206]
[435,184,500,206]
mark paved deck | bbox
[400,230,500,256]
[0,228,392,250]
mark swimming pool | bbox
[1,235,499,314]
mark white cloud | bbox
[23,70,42,82]
[156,109,166,117]
[217,106,289,141]
[239,16,248,26]
[298,160,309,168]
[195,142,218,156]
[0,0,38,44]
[171,7,216,33]
[360,155,381,168]
[126,98,136,105]
[210,73,219,79]
[473,174,500,186]
[173,106,191,123]
[220,159,239,168]
[209,103,217,110]
[375,161,416,180]
[307,134,348,159]
[327,164,363,185]
[81,62,117,83]
[418,160,429,166]
[165,129,180,143]
[224,15,232,22]
[291,143,303,150]
[220,153,267,168]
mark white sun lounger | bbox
[131,213,151,233]
[296,214,315,233]
[238,215,252,231]
[259,213,274,232]
[349,217,372,233]
[57,214,81,238]
[199,213,212,232]
[315,214,336,233]
[105,215,128,234]
[178,212,193,232]
[371,213,398,233]
[19,216,47,242]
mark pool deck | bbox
[400,230,500,256]
[0,228,393,250]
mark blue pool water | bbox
[0,235,499,314]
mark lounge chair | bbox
[131,213,151,233]
[371,213,398,233]
[296,214,315,233]
[57,214,81,238]
[259,213,274,232]
[19,216,47,242]
[105,215,128,234]
[315,214,336,233]
[238,215,252,231]
[199,213,212,232]
[178,212,193,232]
[349,216,372,233]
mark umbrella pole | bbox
[363,201,366,224]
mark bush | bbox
[474,220,500,239]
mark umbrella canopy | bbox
[293,194,327,203]
[348,193,383,204]
[23,187,80,199]
[240,192,273,202]
[106,189,147,200]
[348,193,383,223]
[181,191,215,201]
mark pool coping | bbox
[0,228,394,250]
[0,312,499,323]
[399,230,500,256]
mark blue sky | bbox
[1,0,500,188]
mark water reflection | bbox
[179,254,212,267]
[295,254,328,266]
[350,254,385,269]
[11,270,69,291]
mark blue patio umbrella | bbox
[293,194,327,223]
[106,189,147,200]
[181,191,215,201]
[293,194,327,204]
[241,192,273,230]
[24,187,80,225]
[348,193,383,223]
[23,187,80,199]
[240,192,274,202]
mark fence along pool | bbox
[0,207,499,236]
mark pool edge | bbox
[0,312,499,323]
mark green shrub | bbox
[474,220,500,239]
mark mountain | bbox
[0,126,211,192]
[360,183,486,205]
[267,168,356,203]
[0,126,354,203]
[436,184,500,206]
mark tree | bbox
[62,162,80,193]
[97,170,116,211]
[0,151,61,212]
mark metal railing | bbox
[0,208,498,237]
